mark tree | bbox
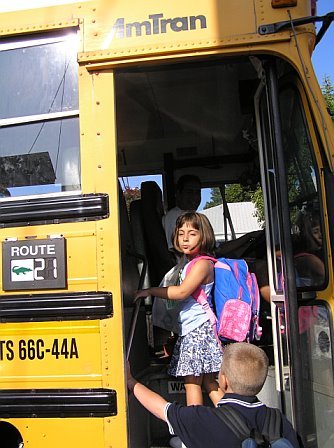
[250,186,265,227]
[225,184,254,203]
[123,186,141,212]
[321,75,334,121]
[204,184,255,209]
[203,187,222,209]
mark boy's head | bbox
[219,343,269,396]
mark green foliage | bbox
[250,186,265,227]
[225,184,254,203]
[321,76,334,122]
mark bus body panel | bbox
[0,321,102,388]
[0,0,311,48]
[5,418,107,448]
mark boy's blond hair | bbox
[221,343,269,396]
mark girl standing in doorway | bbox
[135,212,223,406]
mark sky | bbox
[312,0,334,83]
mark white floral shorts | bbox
[168,320,223,377]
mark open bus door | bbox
[255,61,334,448]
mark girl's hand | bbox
[126,360,137,392]
[134,289,150,302]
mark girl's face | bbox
[177,222,201,257]
[311,225,322,248]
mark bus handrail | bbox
[126,251,148,360]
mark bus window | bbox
[279,86,326,289]
[299,303,334,447]
[119,175,163,206]
[201,184,263,244]
[0,33,80,197]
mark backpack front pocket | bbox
[218,299,252,342]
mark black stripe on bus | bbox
[0,389,117,418]
[0,193,109,227]
[0,292,113,322]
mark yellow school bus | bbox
[0,1,333,447]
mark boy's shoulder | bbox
[166,395,264,444]
[166,401,244,448]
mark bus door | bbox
[255,61,334,448]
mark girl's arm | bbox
[134,259,213,301]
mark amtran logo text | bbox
[111,13,207,38]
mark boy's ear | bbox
[218,372,228,392]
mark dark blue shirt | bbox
[165,393,301,448]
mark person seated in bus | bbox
[127,342,301,448]
[135,212,223,408]
[293,209,324,287]
[162,175,201,250]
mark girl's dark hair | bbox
[172,212,215,254]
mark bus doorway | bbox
[113,54,333,447]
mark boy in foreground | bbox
[127,343,301,448]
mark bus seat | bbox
[129,199,146,255]
[118,183,141,307]
[118,183,150,373]
[129,199,151,291]
[140,181,175,285]
[215,229,266,259]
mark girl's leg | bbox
[202,372,224,406]
[184,375,203,406]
